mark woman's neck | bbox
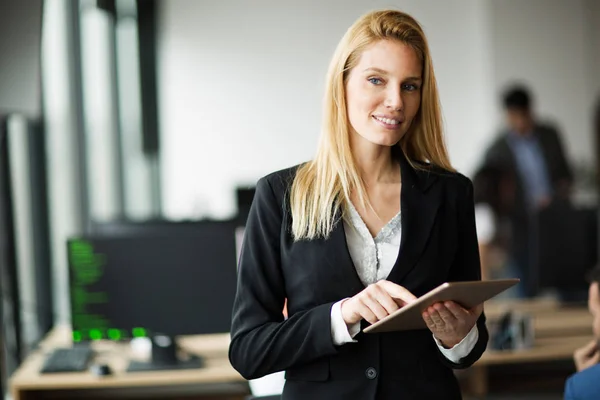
[352,144,400,185]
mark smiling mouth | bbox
[372,115,403,126]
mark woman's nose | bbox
[384,88,403,111]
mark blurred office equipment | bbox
[11,325,249,399]
[39,346,93,373]
[62,220,238,371]
[0,0,45,395]
[235,187,256,225]
[89,218,237,236]
[490,311,534,351]
[536,201,598,301]
[0,115,52,387]
[0,116,18,397]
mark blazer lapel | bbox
[325,210,366,295]
[388,151,441,284]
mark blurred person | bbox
[564,267,600,399]
[595,96,600,190]
[472,164,515,282]
[483,85,573,297]
[229,9,488,400]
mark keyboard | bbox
[40,347,93,373]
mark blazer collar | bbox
[394,146,438,193]
[326,148,443,294]
[387,148,442,284]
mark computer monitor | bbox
[67,221,238,343]
[235,186,255,225]
[89,218,237,237]
[536,203,597,302]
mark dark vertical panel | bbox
[28,119,53,335]
[0,117,23,378]
[137,0,160,155]
[0,119,8,398]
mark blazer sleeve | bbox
[228,176,339,380]
[438,177,489,369]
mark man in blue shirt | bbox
[564,267,600,400]
[483,86,572,297]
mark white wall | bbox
[158,0,497,219]
[490,0,594,167]
[42,0,86,324]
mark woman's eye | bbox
[402,83,420,91]
[368,77,383,85]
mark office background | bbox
[1,0,600,399]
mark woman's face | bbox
[345,39,423,148]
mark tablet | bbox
[363,279,519,334]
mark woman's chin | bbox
[369,133,405,147]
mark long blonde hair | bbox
[290,9,454,241]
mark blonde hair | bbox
[290,9,454,240]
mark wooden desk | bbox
[9,326,249,400]
[485,303,592,338]
[17,305,591,399]
[484,297,560,317]
[465,303,593,397]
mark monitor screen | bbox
[235,186,255,224]
[67,221,238,341]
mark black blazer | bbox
[229,152,488,400]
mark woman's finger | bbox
[435,303,458,325]
[370,284,401,315]
[356,301,378,324]
[379,281,417,305]
[422,311,436,330]
[428,306,445,328]
[444,301,468,320]
[362,294,390,321]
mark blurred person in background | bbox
[472,164,515,282]
[483,85,573,297]
[595,96,600,190]
[564,266,600,399]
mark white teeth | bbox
[374,116,399,125]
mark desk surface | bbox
[10,326,245,392]
[477,302,592,366]
[10,304,593,393]
[485,300,592,336]
[478,334,593,365]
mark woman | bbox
[229,9,488,399]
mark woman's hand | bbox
[341,280,417,326]
[422,301,482,348]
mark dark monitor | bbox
[536,203,597,301]
[67,221,238,343]
[89,218,236,237]
[235,187,255,225]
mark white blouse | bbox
[329,202,478,363]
